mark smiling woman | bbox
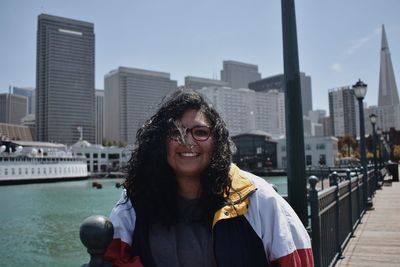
[104,89,314,267]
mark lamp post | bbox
[352,79,373,209]
[369,113,380,190]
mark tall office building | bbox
[0,93,28,125]
[197,87,286,137]
[184,76,228,90]
[104,67,177,145]
[378,25,399,107]
[328,86,359,137]
[36,14,95,144]
[95,90,104,144]
[249,72,313,115]
[220,60,261,89]
[12,86,35,114]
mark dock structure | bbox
[336,181,400,266]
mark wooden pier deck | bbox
[336,180,400,266]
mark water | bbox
[0,179,123,267]
[262,176,288,196]
[0,176,286,267]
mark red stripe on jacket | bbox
[104,239,144,267]
[271,248,314,267]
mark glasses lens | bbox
[192,126,211,141]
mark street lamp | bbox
[377,128,383,168]
[369,113,380,190]
[352,79,373,209]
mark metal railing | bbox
[309,167,381,267]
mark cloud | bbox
[331,63,342,72]
[331,27,380,73]
[346,27,380,55]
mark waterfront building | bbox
[0,93,28,125]
[70,139,131,173]
[95,90,104,145]
[248,72,313,115]
[104,67,177,145]
[220,60,261,89]
[184,76,228,90]
[36,14,95,145]
[277,136,338,169]
[328,86,359,137]
[0,123,34,141]
[12,86,35,114]
[231,131,277,172]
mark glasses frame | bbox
[169,125,212,142]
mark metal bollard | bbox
[80,215,114,267]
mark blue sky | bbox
[1,0,399,113]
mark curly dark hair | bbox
[124,89,232,226]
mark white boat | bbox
[0,140,88,185]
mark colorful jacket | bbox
[104,164,314,266]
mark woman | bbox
[105,90,313,266]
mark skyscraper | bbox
[104,67,177,145]
[184,76,228,90]
[220,60,261,89]
[12,86,35,115]
[95,90,104,145]
[328,86,358,137]
[0,93,28,125]
[248,72,313,115]
[378,25,399,107]
[36,14,95,144]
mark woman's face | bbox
[166,109,214,181]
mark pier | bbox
[336,180,400,266]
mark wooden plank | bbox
[336,177,400,267]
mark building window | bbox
[281,145,286,152]
[5,169,8,175]
[85,153,90,159]
[101,153,106,158]
[305,144,311,150]
[93,153,98,158]
[316,143,325,150]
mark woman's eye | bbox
[193,128,209,137]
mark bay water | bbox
[0,176,286,266]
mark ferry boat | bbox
[0,140,88,185]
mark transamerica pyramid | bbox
[378,24,399,107]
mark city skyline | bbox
[1,0,400,114]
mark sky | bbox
[1,0,399,114]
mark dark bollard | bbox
[80,215,114,267]
[329,171,339,187]
[308,176,321,267]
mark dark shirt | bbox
[148,196,216,267]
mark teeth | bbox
[180,152,198,157]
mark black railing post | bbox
[80,215,114,267]
[331,172,344,260]
[346,169,354,237]
[309,176,321,267]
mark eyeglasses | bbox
[169,125,212,142]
